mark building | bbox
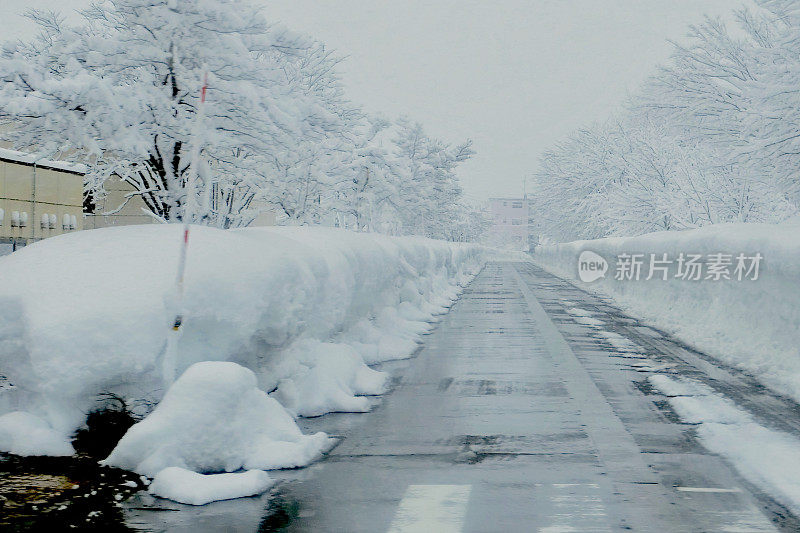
[83,174,159,229]
[487,197,534,250]
[0,144,278,255]
[0,148,85,254]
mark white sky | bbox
[0,0,752,202]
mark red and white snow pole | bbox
[163,70,208,386]
[171,71,208,333]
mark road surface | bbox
[125,261,800,532]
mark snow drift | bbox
[532,222,800,402]
[269,339,388,417]
[0,225,485,456]
[148,467,274,506]
[649,374,800,514]
[0,411,75,457]
[102,361,331,476]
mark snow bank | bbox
[270,340,388,417]
[148,467,273,506]
[533,222,800,402]
[0,225,485,456]
[103,362,330,476]
[649,375,800,514]
[0,411,74,456]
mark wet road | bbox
[125,261,800,532]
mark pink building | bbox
[487,197,533,250]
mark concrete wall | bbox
[84,174,157,229]
[86,175,278,229]
[0,149,277,254]
[250,209,277,227]
[0,157,84,251]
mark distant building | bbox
[0,148,85,254]
[487,197,534,250]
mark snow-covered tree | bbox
[0,0,340,226]
[327,117,397,231]
[448,203,492,243]
[387,119,473,239]
[0,0,481,240]
[529,0,799,243]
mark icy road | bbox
[126,262,800,532]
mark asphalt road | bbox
[125,261,800,532]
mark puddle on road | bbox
[257,489,302,532]
[0,454,144,531]
[123,485,306,533]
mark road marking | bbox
[676,487,741,493]
[542,483,612,533]
[388,484,471,533]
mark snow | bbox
[565,307,595,317]
[270,340,388,417]
[649,375,800,515]
[148,467,273,506]
[533,222,800,403]
[0,411,74,456]
[648,374,709,398]
[0,225,485,458]
[596,331,640,353]
[572,315,604,327]
[102,361,331,477]
[0,147,87,174]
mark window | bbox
[83,190,96,215]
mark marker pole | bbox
[164,71,208,385]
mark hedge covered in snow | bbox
[532,222,800,403]
[0,225,486,467]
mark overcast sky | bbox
[0,0,751,202]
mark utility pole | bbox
[524,174,532,252]
[31,162,36,243]
[523,174,527,200]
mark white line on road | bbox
[387,484,472,533]
[541,483,612,533]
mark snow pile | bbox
[103,362,330,476]
[649,375,800,514]
[148,467,273,506]
[270,340,388,417]
[0,411,74,457]
[0,225,485,457]
[533,222,800,402]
